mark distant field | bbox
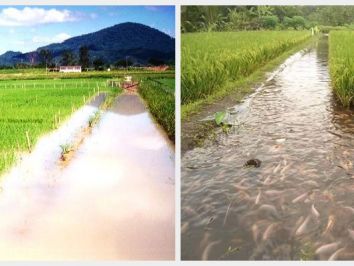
[139,77,175,141]
[182,31,311,105]
[0,78,114,174]
[0,68,175,81]
[329,31,354,107]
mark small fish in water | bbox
[295,215,311,236]
[262,223,277,241]
[201,240,220,260]
[181,222,189,234]
[244,159,261,168]
[311,204,320,219]
[292,191,309,203]
[343,206,354,215]
[255,191,262,205]
[280,163,292,175]
[323,215,335,235]
[251,224,259,243]
[315,242,340,257]
[276,138,286,144]
[328,248,345,260]
[264,190,283,197]
[273,163,282,174]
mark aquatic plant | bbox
[182,31,311,104]
[329,31,354,107]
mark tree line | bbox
[181,6,354,32]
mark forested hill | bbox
[0,22,175,67]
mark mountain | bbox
[0,22,175,67]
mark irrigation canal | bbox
[182,36,354,260]
[0,93,175,260]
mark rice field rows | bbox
[182,31,311,104]
[139,77,175,142]
[0,78,111,174]
[329,31,354,107]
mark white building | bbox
[59,66,82,73]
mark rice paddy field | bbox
[329,31,354,107]
[0,78,113,174]
[182,31,311,105]
[139,77,175,141]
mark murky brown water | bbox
[182,37,354,260]
[0,93,175,260]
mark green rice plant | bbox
[139,78,175,142]
[329,31,354,107]
[0,78,114,174]
[182,31,311,104]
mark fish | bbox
[233,184,249,191]
[264,190,283,197]
[315,242,340,256]
[201,240,220,260]
[328,248,345,260]
[292,192,309,203]
[262,223,277,241]
[273,163,282,174]
[181,222,189,234]
[323,215,335,235]
[302,180,319,187]
[280,163,292,175]
[295,215,311,236]
[311,204,320,219]
[251,224,259,243]
[255,191,261,205]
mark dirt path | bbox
[0,93,175,260]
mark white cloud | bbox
[145,6,160,12]
[89,13,98,19]
[32,33,71,44]
[0,7,77,26]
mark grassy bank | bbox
[329,31,354,107]
[182,31,311,109]
[139,77,175,142]
[182,33,314,119]
[0,78,115,174]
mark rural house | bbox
[59,66,82,73]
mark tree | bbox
[148,58,165,66]
[61,50,75,66]
[38,49,52,67]
[262,16,279,29]
[115,58,133,68]
[93,58,105,70]
[292,16,306,30]
[79,46,90,69]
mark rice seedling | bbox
[182,31,311,104]
[139,77,175,142]
[329,31,354,107]
[0,78,113,174]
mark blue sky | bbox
[0,6,175,55]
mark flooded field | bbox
[182,37,354,260]
[0,93,175,260]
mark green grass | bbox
[139,77,175,142]
[0,68,175,81]
[182,31,311,105]
[329,31,354,107]
[0,78,114,174]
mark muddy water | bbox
[182,37,354,260]
[0,93,174,260]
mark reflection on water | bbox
[0,93,175,260]
[182,37,354,260]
